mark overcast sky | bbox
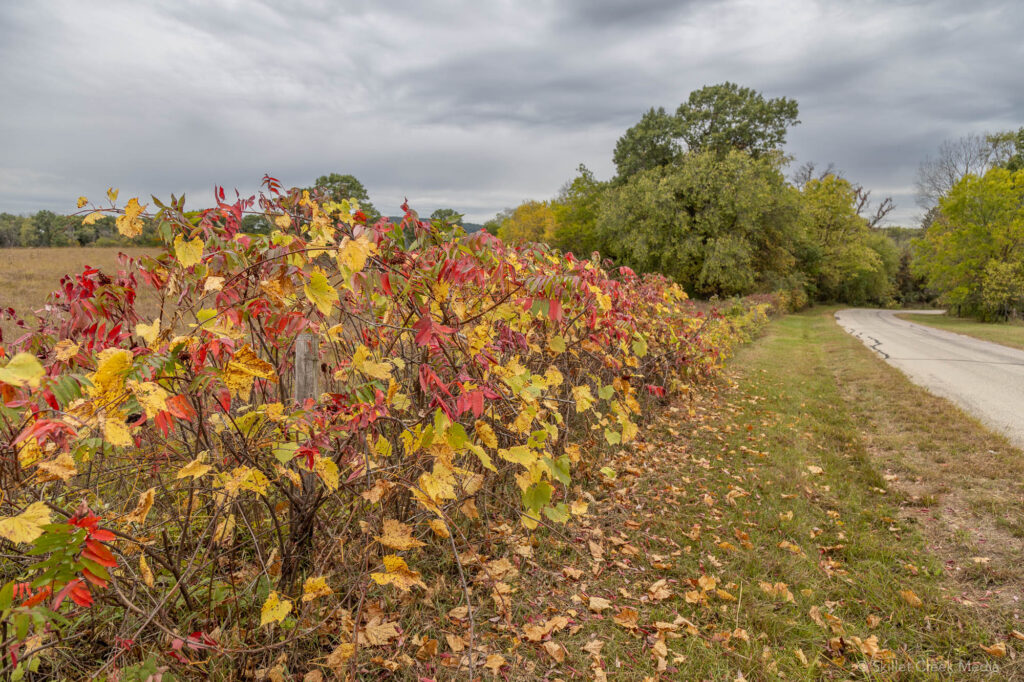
[1,0,1021,226]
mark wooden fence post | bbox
[283,332,320,586]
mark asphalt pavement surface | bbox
[834,308,1024,448]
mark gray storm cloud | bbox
[0,0,1020,224]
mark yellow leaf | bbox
[899,590,923,608]
[139,554,154,587]
[0,501,52,544]
[37,453,77,482]
[304,270,338,316]
[588,596,611,613]
[135,315,160,342]
[82,211,104,225]
[613,606,639,630]
[54,340,79,361]
[107,187,119,202]
[115,197,146,238]
[337,234,376,273]
[350,345,392,380]
[474,420,497,449]
[980,642,1006,658]
[0,352,45,388]
[484,654,506,674]
[213,514,236,544]
[274,214,291,229]
[222,345,277,401]
[173,234,204,268]
[302,576,334,601]
[428,519,450,538]
[363,620,401,645]
[572,385,595,413]
[124,487,156,525]
[77,196,88,208]
[327,642,356,668]
[129,380,169,418]
[376,519,426,550]
[104,418,133,447]
[203,276,225,292]
[370,554,427,591]
[315,456,339,491]
[260,590,293,626]
[176,454,211,481]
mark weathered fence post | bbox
[283,332,319,587]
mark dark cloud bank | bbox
[1,0,1021,225]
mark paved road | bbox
[835,309,1024,448]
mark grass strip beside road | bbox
[509,310,1019,679]
[897,312,1024,351]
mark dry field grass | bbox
[0,247,158,341]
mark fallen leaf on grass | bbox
[980,642,1006,658]
[613,607,639,630]
[589,596,612,613]
[899,590,923,608]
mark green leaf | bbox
[544,503,570,524]
[447,423,468,450]
[0,353,45,387]
[303,271,339,316]
[598,384,615,400]
[0,581,13,611]
[604,428,621,445]
[548,335,566,353]
[522,481,552,512]
[272,442,298,464]
[543,455,571,486]
[631,335,648,358]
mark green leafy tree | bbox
[429,208,462,223]
[913,167,1024,319]
[612,107,681,179]
[551,164,608,256]
[675,82,799,158]
[312,173,380,222]
[597,150,802,297]
[799,175,891,303]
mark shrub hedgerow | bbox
[0,177,765,679]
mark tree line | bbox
[487,83,1022,317]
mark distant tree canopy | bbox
[487,82,907,307]
[429,208,462,223]
[676,82,800,159]
[312,173,380,222]
[598,150,802,297]
[496,201,557,245]
[613,83,799,180]
[913,167,1024,320]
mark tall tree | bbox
[675,82,799,158]
[551,164,608,256]
[913,167,1024,319]
[612,107,681,179]
[312,173,380,221]
[597,150,802,297]
[914,133,1006,209]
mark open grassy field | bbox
[0,246,157,339]
[897,312,1024,351]
[504,310,1021,679]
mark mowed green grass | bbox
[0,247,158,340]
[898,312,1024,351]
[513,310,1020,680]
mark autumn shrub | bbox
[0,178,762,679]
